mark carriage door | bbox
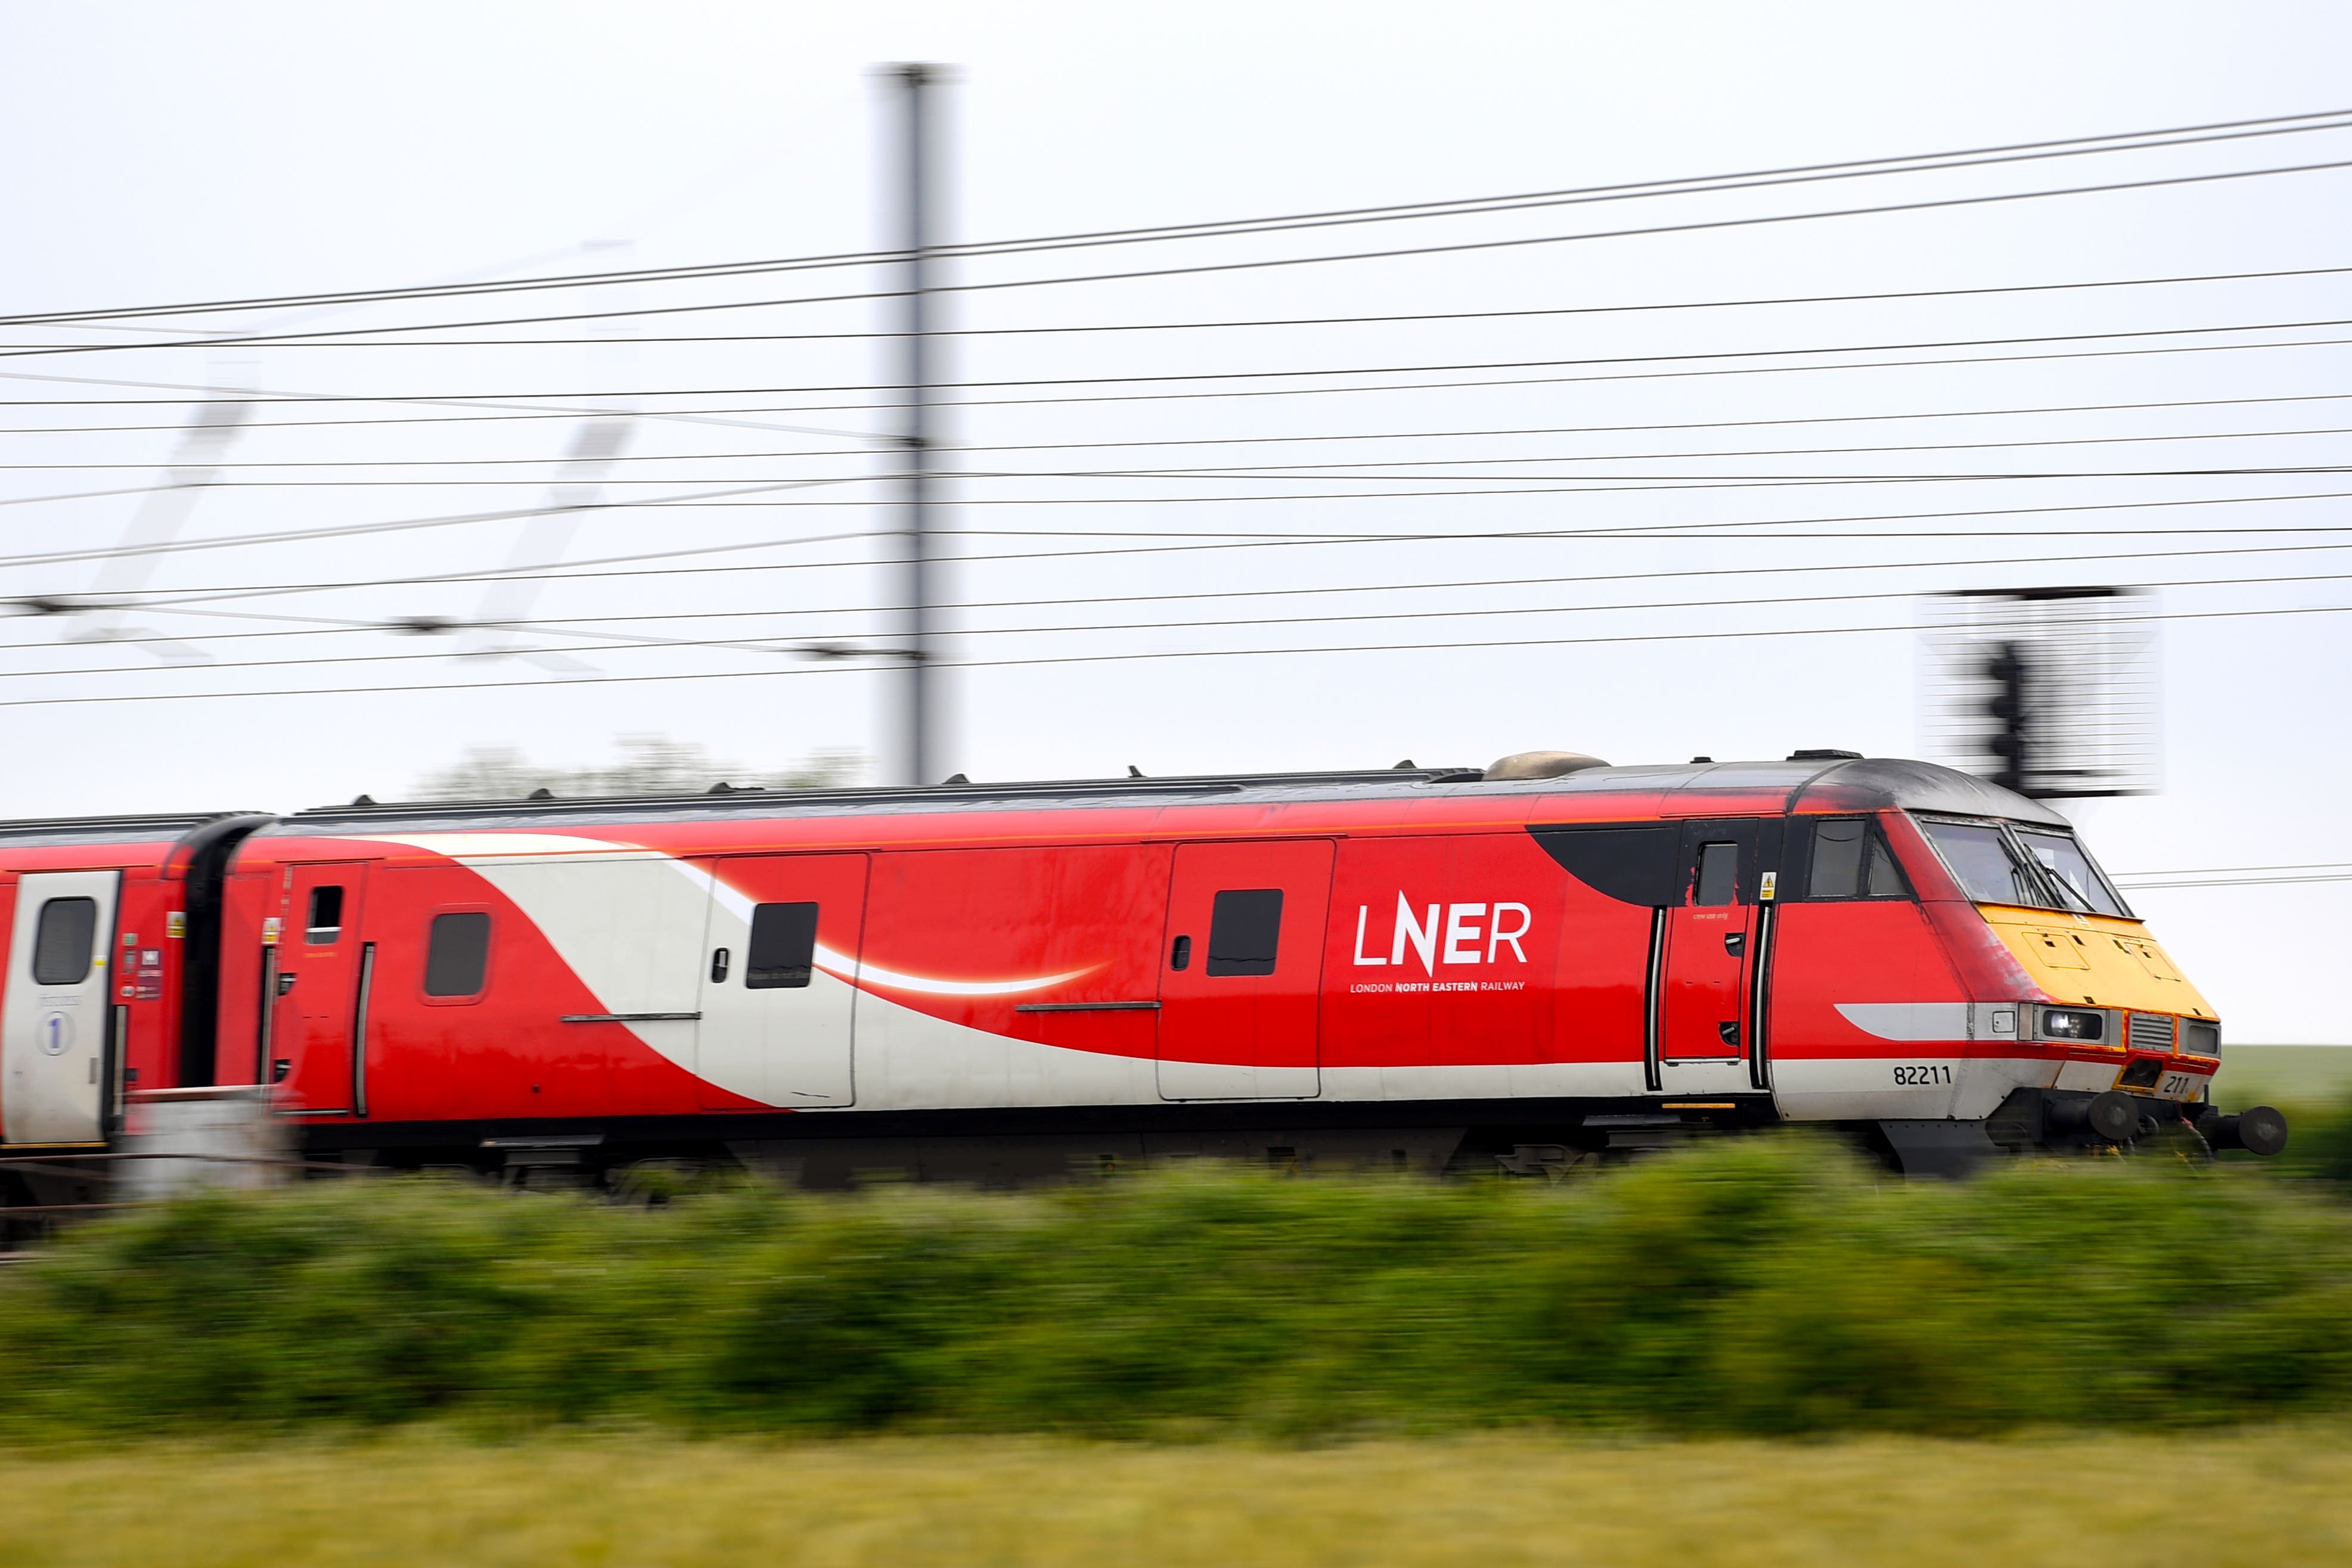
[1,871,121,1146]
[696,853,867,1110]
[1657,819,1765,1093]
[266,863,371,1114]
[1156,839,1332,1100]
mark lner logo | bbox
[1351,894,1532,973]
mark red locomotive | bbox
[0,750,2286,1192]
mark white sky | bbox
[0,2,2345,1040]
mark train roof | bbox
[255,753,2069,835]
[0,811,268,848]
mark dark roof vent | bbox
[1788,749,1864,761]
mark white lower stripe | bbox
[1835,1002,1971,1042]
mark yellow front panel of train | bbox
[1978,908,2216,1019]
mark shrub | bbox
[4,1139,2350,1440]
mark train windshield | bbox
[1917,819,2043,905]
[2012,827,2131,918]
[1915,817,2131,917]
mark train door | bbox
[696,853,867,1110]
[1656,819,1765,1095]
[1,871,122,1146]
[1156,839,1332,1100]
[265,863,371,1114]
[455,853,709,1116]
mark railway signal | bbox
[1982,641,2029,795]
[1923,586,2158,800]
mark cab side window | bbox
[305,886,345,944]
[1692,843,1739,906]
[1806,819,1911,900]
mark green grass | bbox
[11,1431,2352,1567]
[2218,1045,2352,1111]
[7,1135,2352,1443]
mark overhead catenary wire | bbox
[12,352,2352,511]
[10,468,2352,573]
[6,387,2351,445]
[22,460,2352,499]
[19,152,2352,359]
[20,533,2352,654]
[14,309,2352,406]
[15,104,2349,329]
[8,564,2347,683]
[10,320,2352,431]
[2122,876,2352,888]
[0,476,876,567]
[34,486,2352,617]
[2111,856,2352,889]
[0,194,2341,655]
[6,107,2347,788]
[18,526,2352,648]
[13,418,2351,473]
[744,330,2352,416]
[2114,859,2352,876]
[12,262,2352,351]
[0,600,2344,710]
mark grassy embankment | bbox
[11,1430,2352,1567]
[2219,1043,2352,1111]
[11,1104,2352,1564]
[6,1126,2352,1443]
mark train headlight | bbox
[2040,1007,2106,1043]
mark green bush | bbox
[4,1138,2351,1440]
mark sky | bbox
[0,1,2346,1039]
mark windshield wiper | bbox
[2003,828,2092,913]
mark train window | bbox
[1866,836,1909,899]
[1205,889,1284,976]
[423,911,491,997]
[1808,820,1911,901]
[2012,828,2130,918]
[746,902,820,989]
[1693,843,1738,906]
[1810,820,1866,898]
[31,896,98,985]
[1916,819,2044,906]
[305,886,345,944]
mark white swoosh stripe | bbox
[1836,1002,1971,1042]
[838,951,1096,996]
[356,830,1099,998]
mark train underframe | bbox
[1,1088,2289,1248]
[286,1086,2282,1187]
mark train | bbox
[0,747,2288,1206]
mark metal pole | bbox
[893,63,938,787]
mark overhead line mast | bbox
[890,62,947,787]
